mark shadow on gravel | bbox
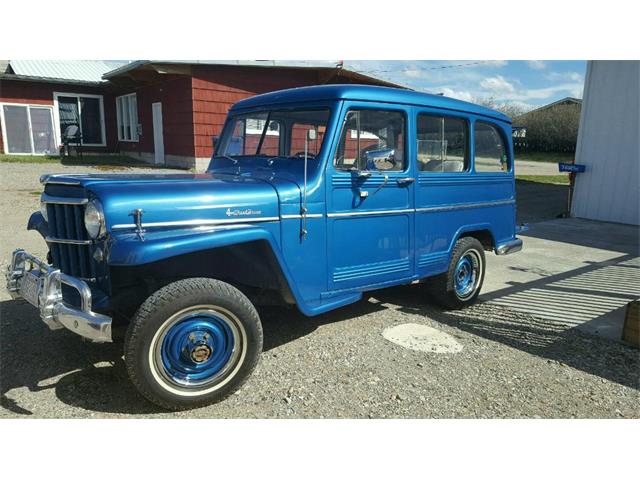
[0,299,159,416]
[373,286,640,391]
[0,296,388,416]
[3,278,638,417]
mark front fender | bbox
[108,225,280,266]
[106,225,311,312]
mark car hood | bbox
[42,172,283,231]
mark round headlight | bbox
[40,201,48,222]
[84,199,105,239]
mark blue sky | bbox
[345,60,586,111]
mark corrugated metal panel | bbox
[572,60,640,226]
[9,60,127,83]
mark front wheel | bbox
[124,278,263,410]
[426,237,486,309]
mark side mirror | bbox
[364,148,396,171]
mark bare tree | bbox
[473,97,529,121]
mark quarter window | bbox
[417,114,468,172]
[475,122,509,172]
[335,109,405,171]
[116,93,139,142]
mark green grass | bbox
[0,154,176,170]
[516,174,570,185]
[0,154,62,164]
[514,151,575,163]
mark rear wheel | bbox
[124,278,262,410]
[427,237,485,309]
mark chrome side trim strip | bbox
[327,208,414,218]
[415,199,515,213]
[45,236,92,245]
[111,216,280,230]
[41,194,88,205]
[280,213,324,219]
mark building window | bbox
[53,92,106,146]
[116,93,139,141]
[475,122,509,172]
[0,103,57,155]
[245,118,279,136]
[417,114,469,173]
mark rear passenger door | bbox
[415,110,515,278]
[414,110,472,276]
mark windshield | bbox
[214,109,331,163]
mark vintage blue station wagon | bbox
[6,84,522,409]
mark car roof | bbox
[230,84,511,123]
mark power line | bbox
[350,60,500,74]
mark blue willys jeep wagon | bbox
[6,85,522,410]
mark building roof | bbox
[230,84,511,123]
[102,60,343,79]
[102,60,408,89]
[519,97,582,117]
[5,60,127,84]
[0,60,406,90]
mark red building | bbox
[0,60,401,170]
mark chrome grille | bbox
[46,200,95,279]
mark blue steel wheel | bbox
[124,278,262,410]
[454,251,481,300]
[425,237,485,309]
[149,305,246,394]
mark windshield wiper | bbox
[214,154,239,165]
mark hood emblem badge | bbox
[130,209,145,241]
[225,208,262,217]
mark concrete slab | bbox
[482,218,640,341]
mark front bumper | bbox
[5,249,112,342]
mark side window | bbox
[417,114,468,173]
[474,122,509,172]
[335,109,405,171]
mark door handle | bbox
[396,177,415,185]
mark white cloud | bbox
[480,75,515,93]
[403,69,423,78]
[485,60,508,67]
[545,71,583,82]
[527,60,547,70]
[435,87,475,102]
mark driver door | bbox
[327,103,415,291]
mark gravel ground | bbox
[1,162,638,418]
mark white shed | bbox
[571,60,639,226]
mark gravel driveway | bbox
[1,162,638,418]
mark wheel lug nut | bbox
[189,333,196,342]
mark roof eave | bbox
[0,73,105,87]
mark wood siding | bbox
[0,79,118,153]
[191,65,383,158]
[116,75,195,158]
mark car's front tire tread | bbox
[124,277,262,411]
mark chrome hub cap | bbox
[149,305,247,394]
[454,250,481,300]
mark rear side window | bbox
[474,122,509,172]
[417,114,468,173]
[335,109,406,171]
